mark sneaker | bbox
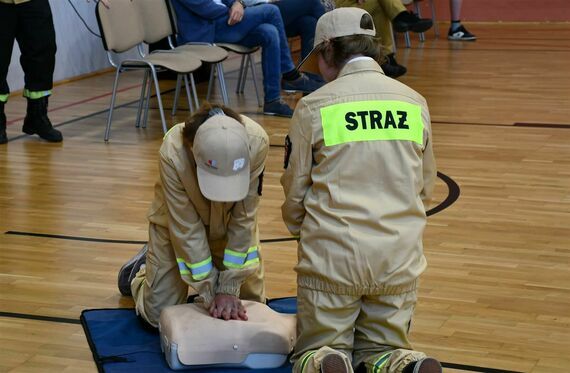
[282,73,324,94]
[118,244,148,296]
[263,99,294,118]
[408,357,442,373]
[321,353,350,373]
[381,53,407,79]
[448,25,477,41]
[303,71,325,84]
[393,11,433,33]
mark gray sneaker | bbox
[118,244,148,296]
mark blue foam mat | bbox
[80,298,296,373]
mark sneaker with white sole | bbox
[448,25,477,41]
[118,244,148,296]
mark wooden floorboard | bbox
[1,23,569,372]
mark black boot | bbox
[381,53,407,79]
[22,96,63,142]
[0,101,7,144]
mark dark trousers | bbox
[0,0,57,97]
[274,0,325,60]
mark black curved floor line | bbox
[4,172,460,244]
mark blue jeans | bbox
[214,4,295,103]
[274,0,325,60]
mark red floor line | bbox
[6,83,142,126]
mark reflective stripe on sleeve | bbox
[176,256,212,280]
[223,246,259,269]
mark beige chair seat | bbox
[176,44,228,63]
[143,52,202,73]
[215,43,260,55]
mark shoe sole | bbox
[262,111,292,118]
[413,358,442,373]
[22,126,63,142]
[448,36,477,41]
[117,244,148,296]
[393,20,433,33]
[321,354,349,373]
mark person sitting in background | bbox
[242,0,326,62]
[171,0,323,117]
[334,0,433,78]
[447,0,476,41]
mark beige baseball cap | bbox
[192,115,250,202]
[297,7,376,75]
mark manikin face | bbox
[317,53,340,83]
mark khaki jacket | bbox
[149,116,269,304]
[281,58,436,295]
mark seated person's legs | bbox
[215,4,322,116]
[273,0,325,60]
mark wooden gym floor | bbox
[0,23,569,373]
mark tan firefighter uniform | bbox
[132,115,269,328]
[281,56,437,372]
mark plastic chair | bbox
[95,0,202,141]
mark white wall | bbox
[6,0,142,93]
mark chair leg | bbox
[247,54,262,108]
[104,67,122,142]
[240,56,249,93]
[142,74,152,129]
[236,55,246,94]
[206,65,215,103]
[183,74,194,113]
[135,70,149,128]
[190,73,199,110]
[430,0,439,37]
[172,74,182,116]
[216,62,230,106]
[404,31,411,48]
[415,2,426,42]
[149,66,169,134]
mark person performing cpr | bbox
[281,8,439,373]
[118,103,269,328]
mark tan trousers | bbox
[291,286,426,373]
[334,0,406,54]
[131,223,265,327]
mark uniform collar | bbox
[337,58,385,79]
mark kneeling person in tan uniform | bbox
[119,104,269,327]
[281,8,439,373]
